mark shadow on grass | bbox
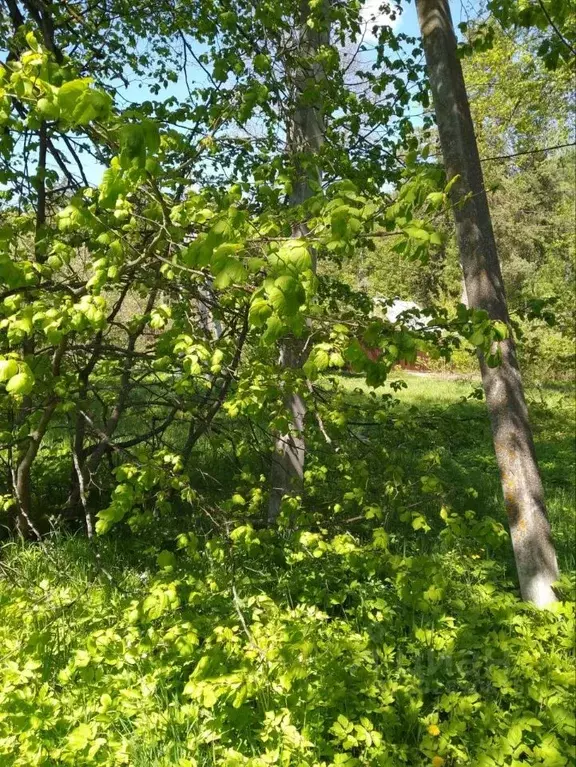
[1,370,574,765]
[334,373,575,572]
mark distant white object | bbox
[373,297,431,330]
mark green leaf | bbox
[58,79,91,118]
[213,257,247,289]
[72,89,111,125]
[372,528,389,550]
[426,191,445,207]
[249,296,272,327]
[404,226,430,242]
[486,350,502,368]
[67,722,94,752]
[253,53,270,73]
[157,550,176,569]
[5,371,34,395]
[25,31,40,51]
[99,165,126,208]
[142,119,160,153]
[95,502,127,534]
[493,320,509,340]
[119,124,147,169]
[0,359,18,381]
[262,314,284,344]
[36,98,60,121]
[303,345,331,379]
[469,329,486,346]
[272,240,312,274]
[267,275,305,316]
[444,174,461,194]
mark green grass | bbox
[332,371,575,571]
[336,369,481,405]
[1,372,574,766]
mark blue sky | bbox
[59,0,479,186]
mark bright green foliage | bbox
[333,21,574,380]
[1,498,574,764]
[487,0,576,70]
[0,0,574,764]
[461,25,573,156]
[2,375,575,765]
[0,24,501,537]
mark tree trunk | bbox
[268,340,308,524]
[416,0,559,606]
[460,276,468,307]
[197,279,222,340]
[267,0,328,524]
[11,338,67,539]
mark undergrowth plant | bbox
[1,383,575,766]
[1,518,574,766]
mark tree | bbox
[267,0,328,525]
[462,24,573,159]
[415,0,560,605]
[487,0,576,71]
[0,0,430,536]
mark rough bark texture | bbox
[267,0,328,524]
[12,338,67,539]
[34,121,48,263]
[268,340,308,524]
[416,0,559,606]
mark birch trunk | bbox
[267,0,328,524]
[415,0,559,606]
[197,279,222,340]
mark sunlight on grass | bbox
[335,370,480,404]
[333,371,575,571]
[1,370,574,766]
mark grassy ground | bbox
[335,371,575,570]
[337,370,481,405]
[0,371,574,766]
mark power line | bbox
[394,141,575,165]
[480,141,576,163]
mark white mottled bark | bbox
[416,0,559,606]
[267,0,328,524]
[197,279,222,340]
